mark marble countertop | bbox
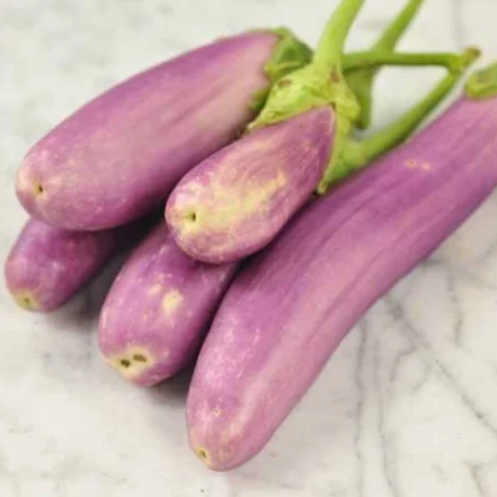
[2,0,497,495]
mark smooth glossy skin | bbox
[4,220,120,311]
[16,32,277,230]
[166,107,334,263]
[187,96,497,471]
[98,224,237,387]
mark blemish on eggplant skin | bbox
[404,158,432,171]
[278,79,292,88]
[162,290,183,315]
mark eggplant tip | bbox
[13,291,40,311]
[196,446,211,466]
[106,346,156,383]
[34,182,45,197]
[162,290,183,315]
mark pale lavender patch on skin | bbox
[98,224,238,387]
[187,96,497,470]
[166,107,335,264]
[16,32,277,230]
[4,220,120,311]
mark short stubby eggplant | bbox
[166,107,334,263]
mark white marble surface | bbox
[2,0,497,495]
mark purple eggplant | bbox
[166,0,476,264]
[15,30,311,230]
[4,220,126,311]
[166,107,333,262]
[165,0,364,262]
[186,66,497,471]
[98,224,237,386]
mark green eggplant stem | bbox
[348,0,426,129]
[343,51,462,72]
[312,0,365,73]
[319,46,481,191]
[374,0,425,50]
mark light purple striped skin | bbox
[98,224,237,387]
[187,95,497,471]
[4,220,122,312]
[15,32,278,230]
[166,107,334,263]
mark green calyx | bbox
[265,28,313,84]
[249,0,364,132]
[465,62,497,100]
[248,64,360,131]
[250,28,312,113]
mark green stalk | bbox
[343,51,462,72]
[312,0,365,72]
[348,0,426,129]
[375,0,424,49]
[311,0,366,171]
[319,46,481,191]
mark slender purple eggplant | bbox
[98,224,237,387]
[186,64,497,471]
[15,30,311,230]
[166,0,475,264]
[4,219,143,312]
